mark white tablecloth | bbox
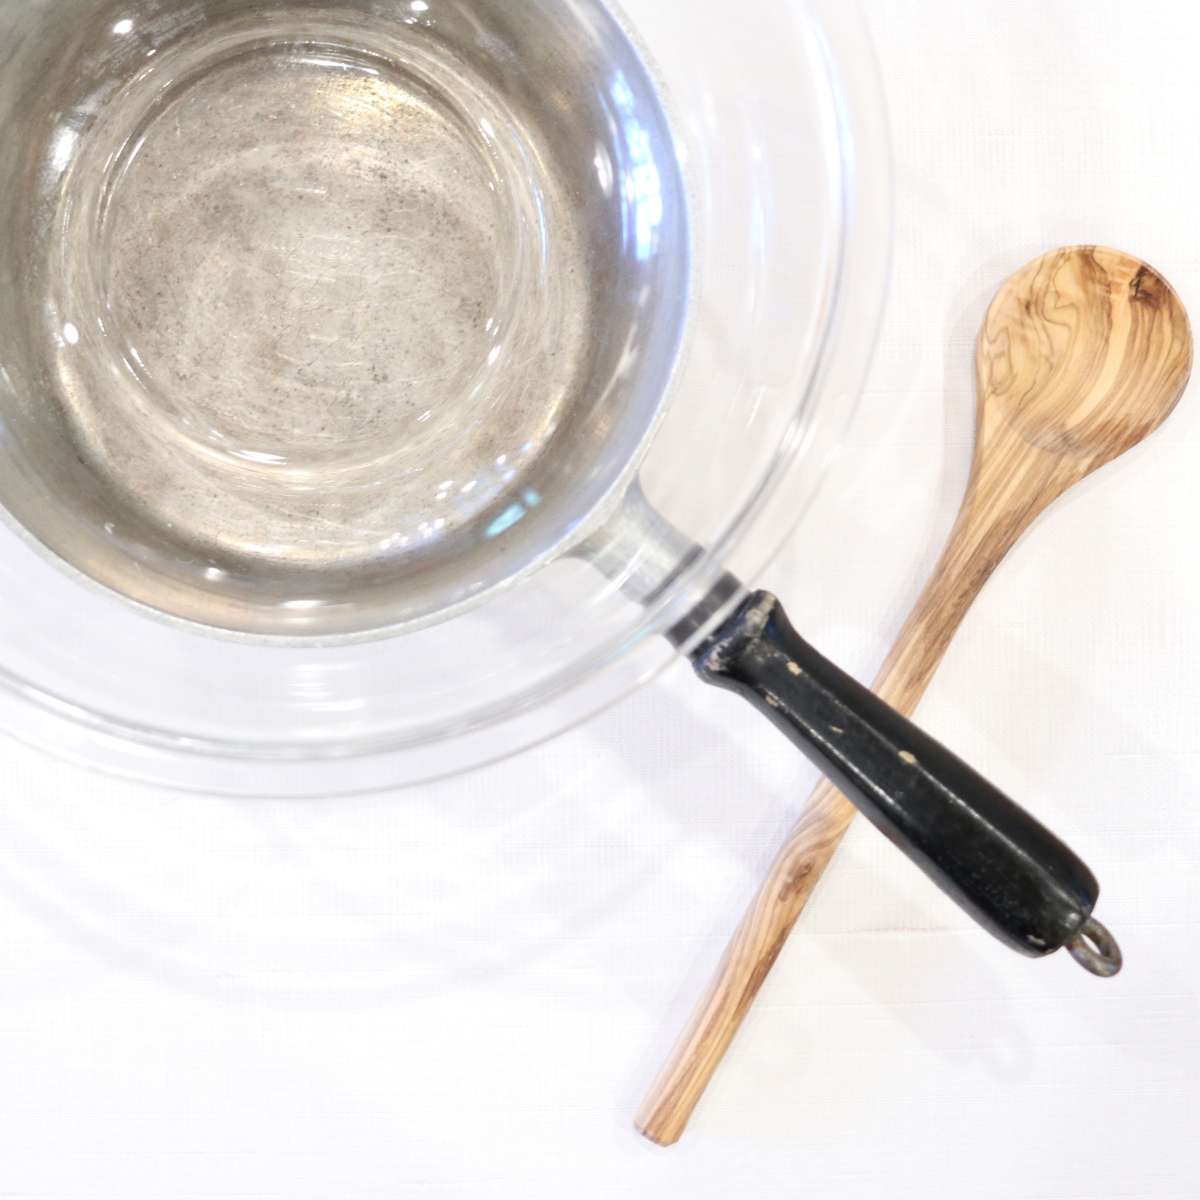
[2,3,1197,1196]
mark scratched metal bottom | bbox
[1,0,688,636]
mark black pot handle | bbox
[681,589,1121,975]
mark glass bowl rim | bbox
[0,0,894,792]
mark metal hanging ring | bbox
[1066,916,1123,977]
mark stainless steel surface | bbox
[1065,916,1123,978]
[0,0,689,637]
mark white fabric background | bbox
[2,3,1198,1196]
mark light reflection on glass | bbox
[50,126,78,173]
[593,144,614,197]
[609,71,663,262]
[486,502,526,539]
[232,449,288,466]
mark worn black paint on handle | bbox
[692,591,1100,958]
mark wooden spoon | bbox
[637,245,1193,1146]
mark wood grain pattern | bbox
[637,246,1193,1146]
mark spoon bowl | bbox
[976,245,1191,472]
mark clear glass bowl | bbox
[0,0,891,795]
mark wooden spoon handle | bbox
[636,448,1067,1146]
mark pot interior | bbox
[0,0,689,636]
